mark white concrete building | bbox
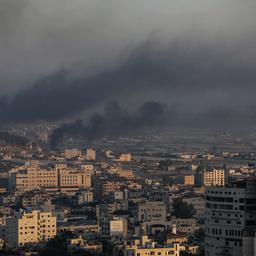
[205,179,256,256]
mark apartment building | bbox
[59,169,91,191]
[205,179,256,256]
[137,201,166,222]
[58,221,100,235]
[9,168,58,192]
[170,218,198,234]
[116,169,134,179]
[118,153,132,162]
[203,169,225,187]
[183,196,205,219]
[93,179,122,199]
[81,164,94,173]
[184,175,195,186]
[4,210,56,247]
[85,149,96,161]
[100,217,128,238]
[22,195,40,208]
[124,235,180,256]
[9,166,91,192]
[64,149,82,159]
[77,189,94,204]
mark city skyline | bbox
[0,1,256,256]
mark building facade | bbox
[4,210,56,247]
[205,179,256,256]
[9,166,91,192]
[124,235,179,256]
[203,169,225,187]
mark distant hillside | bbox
[0,131,29,147]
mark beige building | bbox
[137,201,166,222]
[203,169,225,187]
[182,196,205,219]
[9,166,91,192]
[180,245,199,255]
[22,195,40,208]
[85,149,96,161]
[118,153,132,162]
[102,181,121,197]
[68,237,102,254]
[4,210,56,247]
[78,190,94,204]
[81,164,94,173]
[9,168,58,192]
[64,149,82,159]
[124,235,179,256]
[184,175,195,186]
[100,217,128,238]
[116,169,134,179]
[59,169,91,191]
[58,222,100,235]
[171,218,198,235]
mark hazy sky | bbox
[0,0,256,122]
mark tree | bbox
[101,240,115,256]
[216,248,233,256]
[159,159,172,170]
[194,228,205,242]
[172,198,196,218]
[180,252,193,256]
[38,231,74,256]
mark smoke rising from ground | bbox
[50,101,167,148]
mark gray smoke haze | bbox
[1,39,256,122]
[50,101,167,148]
[0,0,256,124]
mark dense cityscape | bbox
[0,129,255,256]
[1,0,256,255]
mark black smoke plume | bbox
[1,39,256,123]
[50,101,167,148]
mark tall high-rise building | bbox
[205,179,256,256]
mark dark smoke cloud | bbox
[50,101,167,148]
[1,38,256,123]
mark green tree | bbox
[194,228,205,242]
[101,240,115,256]
[173,198,196,218]
[38,231,74,256]
[180,252,193,256]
